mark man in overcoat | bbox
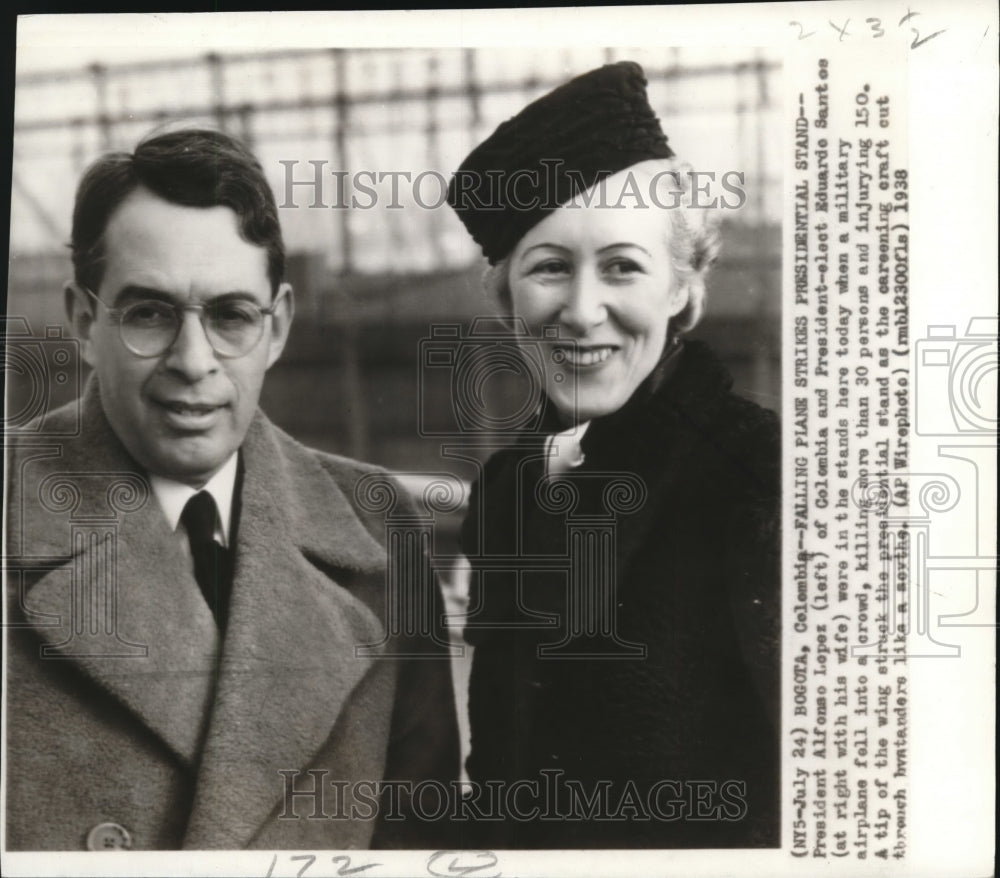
[4,128,459,850]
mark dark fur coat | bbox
[459,340,780,848]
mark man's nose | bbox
[162,311,220,380]
[560,271,608,334]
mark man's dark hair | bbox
[70,128,285,295]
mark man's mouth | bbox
[154,399,227,427]
[161,401,223,416]
[556,345,618,367]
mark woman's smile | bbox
[554,343,619,368]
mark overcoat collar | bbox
[493,341,759,578]
[14,379,387,849]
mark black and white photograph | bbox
[2,5,995,877]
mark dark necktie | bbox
[180,491,233,631]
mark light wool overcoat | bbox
[5,381,459,850]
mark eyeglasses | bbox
[81,286,286,359]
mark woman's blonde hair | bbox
[482,158,721,335]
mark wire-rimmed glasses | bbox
[80,285,286,359]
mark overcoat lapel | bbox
[182,414,387,850]
[580,340,739,573]
[14,383,220,767]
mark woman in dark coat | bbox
[446,61,780,849]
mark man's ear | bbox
[64,282,98,368]
[265,282,295,370]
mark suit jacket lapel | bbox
[182,414,387,849]
[13,382,219,768]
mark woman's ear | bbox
[666,279,691,319]
[670,278,706,333]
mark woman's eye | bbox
[531,259,569,276]
[605,258,643,276]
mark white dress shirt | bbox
[149,452,239,548]
[545,422,590,477]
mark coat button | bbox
[86,822,132,850]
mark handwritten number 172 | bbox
[265,854,379,877]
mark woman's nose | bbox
[163,311,220,380]
[560,271,608,334]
